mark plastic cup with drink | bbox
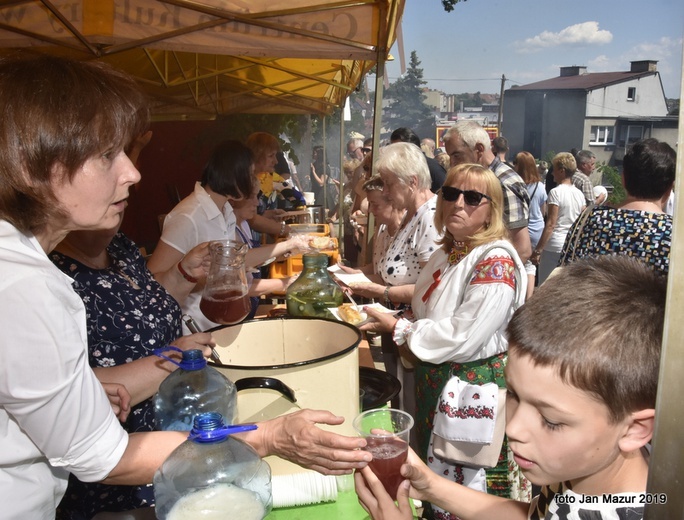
[353,408,414,500]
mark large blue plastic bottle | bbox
[153,412,272,520]
[154,347,236,431]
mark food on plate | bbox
[337,304,365,325]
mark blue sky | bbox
[383,0,684,98]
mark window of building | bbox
[589,125,615,145]
[627,87,636,101]
[618,125,644,148]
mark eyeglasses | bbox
[440,186,491,206]
[361,147,372,154]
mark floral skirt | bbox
[415,353,530,507]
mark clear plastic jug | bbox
[200,240,251,325]
[154,347,237,431]
[154,412,272,520]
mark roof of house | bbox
[508,71,657,92]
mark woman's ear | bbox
[618,408,655,453]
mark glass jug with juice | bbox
[200,240,250,325]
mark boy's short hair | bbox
[507,256,666,422]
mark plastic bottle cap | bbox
[179,349,208,370]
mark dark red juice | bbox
[200,290,250,324]
[366,436,408,500]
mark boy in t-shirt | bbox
[355,255,666,520]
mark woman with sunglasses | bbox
[362,164,528,515]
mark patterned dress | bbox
[559,206,671,275]
[51,233,182,519]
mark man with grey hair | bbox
[420,137,436,158]
[574,149,597,205]
[442,121,532,262]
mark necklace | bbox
[448,241,469,265]
[422,241,469,303]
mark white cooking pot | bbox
[209,317,361,475]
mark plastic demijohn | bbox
[200,240,251,325]
[286,252,343,318]
[154,412,272,520]
[154,347,237,431]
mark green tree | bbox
[441,0,468,13]
[384,51,435,137]
[598,164,626,205]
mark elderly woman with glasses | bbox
[342,142,442,418]
[362,164,528,514]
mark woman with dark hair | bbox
[532,152,585,284]
[0,54,371,519]
[148,140,307,331]
[559,138,675,275]
[514,151,547,299]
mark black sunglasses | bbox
[440,186,492,206]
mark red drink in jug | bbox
[200,290,251,325]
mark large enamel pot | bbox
[209,317,361,474]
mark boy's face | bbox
[504,349,633,494]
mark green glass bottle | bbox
[286,253,343,318]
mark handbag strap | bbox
[529,182,539,202]
[567,206,594,262]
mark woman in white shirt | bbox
[531,152,586,284]
[0,54,370,519]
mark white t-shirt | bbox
[159,182,237,331]
[0,221,128,519]
[545,184,585,253]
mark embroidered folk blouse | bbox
[393,240,526,364]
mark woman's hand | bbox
[170,332,215,359]
[359,305,399,334]
[530,249,541,266]
[101,382,132,422]
[281,234,315,256]
[348,281,385,300]
[179,242,211,282]
[263,208,288,221]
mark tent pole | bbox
[644,46,684,520]
[363,55,387,266]
[322,116,327,221]
[338,110,345,253]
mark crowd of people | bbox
[344,125,675,520]
[0,52,676,520]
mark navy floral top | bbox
[51,232,182,519]
[559,206,672,275]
